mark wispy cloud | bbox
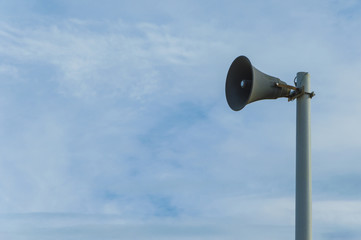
[2,199,361,240]
[0,19,226,101]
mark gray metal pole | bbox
[295,72,312,240]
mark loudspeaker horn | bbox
[226,56,290,111]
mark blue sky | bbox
[1,0,361,239]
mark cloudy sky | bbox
[1,0,361,239]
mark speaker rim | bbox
[225,56,254,111]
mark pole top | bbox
[296,72,309,88]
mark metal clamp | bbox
[305,91,315,98]
[275,83,315,101]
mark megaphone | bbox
[226,56,291,111]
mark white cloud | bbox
[314,200,361,227]
[0,19,227,102]
[1,199,361,240]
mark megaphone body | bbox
[226,56,290,111]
